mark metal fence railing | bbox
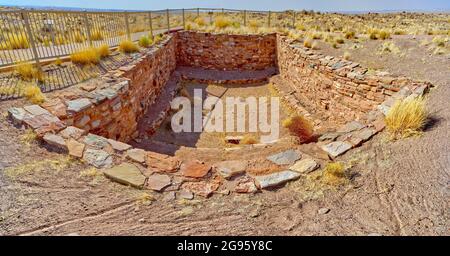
[0,8,297,99]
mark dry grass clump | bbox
[296,23,307,31]
[344,30,356,39]
[368,28,391,40]
[240,134,258,145]
[303,37,313,48]
[343,51,351,60]
[138,36,152,48]
[378,41,401,55]
[282,115,314,143]
[4,156,76,179]
[70,48,100,65]
[321,162,346,186]
[20,129,37,145]
[15,62,44,82]
[214,16,232,29]
[194,17,207,26]
[22,83,45,104]
[119,40,139,53]
[311,41,319,50]
[1,32,29,49]
[74,31,85,43]
[90,30,104,41]
[248,20,260,30]
[385,97,427,139]
[96,44,110,58]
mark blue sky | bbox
[1,0,449,12]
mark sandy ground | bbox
[0,34,448,236]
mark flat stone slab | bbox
[146,174,172,191]
[289,158,319,174]
[59,126,86,140]
[83,148,113,168]
[8,107,29,125]
[321,141,353,158]
[103,163,146,188]
[24,105,50,116]
[107,139,132,152]
[146,152,180,173]
[318,132,341,142]
[67,139,85,158]
[126,148,147,164]
[266,150,301,165]
[215,160,248,179]
[355,127,376,141]
[337,121,365,133]
[254,170,301,189]
[83,134,109,149]
[43,133,67,151]
[67,98,93,113]
[181,161,211,178]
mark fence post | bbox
[182,9,185,29]
[124,12,131,40]
[148,11,153,39]
[197,8,200,18]
[166,9,170,32]
[83,10,92,46]
[243,10,247,26]
[268,11,271,27]
[21,10,40,70]
[292,11,296,28]
[221,8,224,14]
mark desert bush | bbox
[74,31,85,43]
[214,16,232,29]
[344,30,355,39]
[248,20,260,29]
[194,17,206,26]
[322,162,345,185]
[54,35,68,45]
[22,83,45,104]
[15,62,43,82]
[96,44,110,58]
[240,134,258,145]
[1,32,29,49]
[138,36,152,48]
[378,41,401,55]
[378,30,391,40]
[119,40,139,53]
[335,37,345,44]
[343,51,351,60]
[70,48,100,65]
[303,37,313,48]
[385,97,427,139]
[282,115,314,143]
[91,30,104,41]
[432,36,448,47]
[296,23,306,31]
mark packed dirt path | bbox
[0,35,448,235]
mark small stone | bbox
[163,191,176,201]
[146,152,180,172]
[253,170,301,189]
[372,117,386,132]
[83,148,113,168]
[83,133,109,149]
[355,127,376,141]
[67,98,92,113]
[178,190,194,200]
[107,139,132,152]
[67,139,85,158]
[59,126,86,140]
[146,174,171,191]
[234,176,258,193]
[41,99,67,119]
[215,160,248,179]
[80,83,97,92]
[289,158,319,174]
[318,208,330,215]
[24,105,50,116]
[267,150,301,165]
[43,133,67,151]
[337,121,365,133]
[126,148,147,164]
[8,107,29,125]
[180,161,211,178]
[103,162,146,188]
[318,132,341,142]
[321,141,353,158]
[182,180,220,198]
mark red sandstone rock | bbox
[146,152,180,173]
[180,161,212,178]
[67,139,85,158]
[181,179,221,198]
[41,98,67,119]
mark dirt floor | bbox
[0,34,448,236]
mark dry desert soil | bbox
[0,34,448,236]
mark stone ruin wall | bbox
[176,31,277,71]
[66,35,177,142]
[276,36,428,124]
